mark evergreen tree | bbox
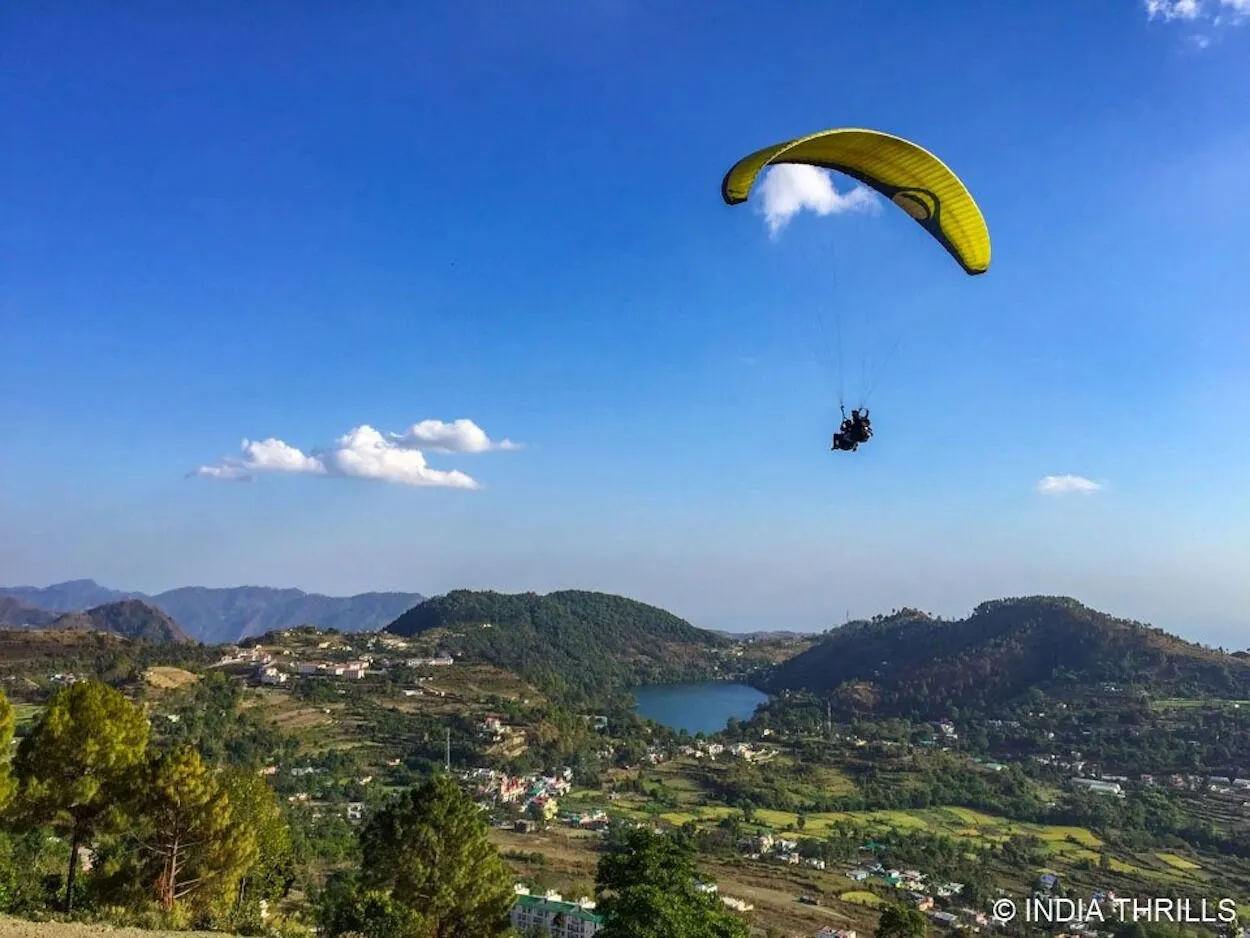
[13,681,149,912]
[134,746,256,912]
[876,903,929,938]
[0,691,15,812]
[357,774,514,938]
[595,827,748,938]
[221,769,295,912]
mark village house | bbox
[908,893,935,912]
[529,796,559,820]
[406,653,454,667]
[1071,777,1123,796]
[258,666,288,685]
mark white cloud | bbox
[192,464,252,482]
[757,164,878,238]
[1036,474,1103,495]
[1144,0,1248,30]
[389,418,520,453]
[239,438,327,475]
[195,418,516,489]
[322,425,479,489]
[1145,0,1201,20]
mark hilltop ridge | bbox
[765,594,1250,716]
[385,589,735,699]
[44,599,193,645]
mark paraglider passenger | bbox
[849,409,872,443]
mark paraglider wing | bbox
[721,128,990,276]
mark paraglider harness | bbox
[831,404,872,452]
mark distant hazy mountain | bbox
[154,586,425,644]
[0,580,424,645]
[0,579,141,612]
[0,596,57,628]
[44,600,193,645]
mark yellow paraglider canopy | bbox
[722,127,991,276]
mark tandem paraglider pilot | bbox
[831,409,872,452]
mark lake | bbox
[633,682,769,736]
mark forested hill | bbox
[385,589,733,699]
[765,595,1250,717]
[44,600,193,645]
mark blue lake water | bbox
[633,682,769,736]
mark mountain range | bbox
[0,579,425,645]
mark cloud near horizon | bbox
[1036,474,1103,495]
[757,164,878,237]
[194,419,518,489]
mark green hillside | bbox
[766,596,1250,716]
[385,589,733,700]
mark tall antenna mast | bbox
[445,726,451,771]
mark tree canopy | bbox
[356,774,514,938]
[13,681,150,911]
[595,827,748,938]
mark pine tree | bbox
[596,827,749,938]
[876,903,929,938]
[13,681,149,912]
[358,774,514,938]
[0,690,16,812]
[135,746,257,912]
[221,769,295,913]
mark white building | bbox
[511,888,602,937]
[1072,777,1123,796]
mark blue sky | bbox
[3,1,1249,639]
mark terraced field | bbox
[563,755,1242,900]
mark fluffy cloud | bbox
[195,418,515,489]
[757,164,878,237]
[389,418,520,453]
[1144,0,1249,29]
[1145,0,1201,19]
[1036,474,1103,495]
